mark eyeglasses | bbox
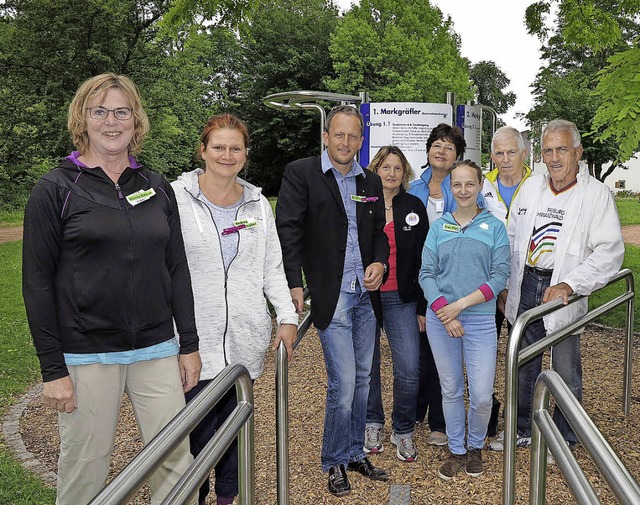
[87,107,133,121]
[430,143,456,154]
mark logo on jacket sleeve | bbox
[517,207,528,215]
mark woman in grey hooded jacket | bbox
[172,113,297,505]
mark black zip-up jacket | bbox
[371,189,429,322]
[22,157,198,382]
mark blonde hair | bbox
[67,73,149,155]
[368,146,414,190]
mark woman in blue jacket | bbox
[419,160,509,481]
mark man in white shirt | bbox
[491,119,624,450]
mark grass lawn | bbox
[589,243,640,329]
[0,211,23,228]
[0,241,56,503]
[615,197,640,226]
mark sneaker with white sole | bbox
[390,431,417,462]
[465,448,484,477]
[428,430,448,446]
[488,430,531,451]
[437,452,466,481]
[363,426,384,454]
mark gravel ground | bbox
[9,224,640,503]
[18,324,640,504]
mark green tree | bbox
[0,0,236,209]
[526,0,640,167]
[233,0,339,195]
[525,0,640,181]
[327,0,472,103]
[470,60,516,164]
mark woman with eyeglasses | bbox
[172,113,297,505]
[363,146,428,462]
[22,73,200,505]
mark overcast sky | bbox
[335,0,543,131]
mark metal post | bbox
[275,343,289,505]
[622,272,635,415]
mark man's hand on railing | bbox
[542,282,573,305]
[273,323,297,361]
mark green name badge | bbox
[233,218,257,228]
[443,223,460,233]
[126,188,156,206]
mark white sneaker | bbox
[363,426,384,453]
[390,431,417,462]
[488,430,531,451]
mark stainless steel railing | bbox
[275,287,312,505]
[502,268,635,505]
[529,370,640,504]
[89,364,255,505]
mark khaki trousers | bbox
[56,356,195,505]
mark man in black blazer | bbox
[276,105,390,497]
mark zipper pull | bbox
[115,182,124,199]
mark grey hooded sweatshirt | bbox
[172,169,297,380]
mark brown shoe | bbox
[437,452,466,481]
[428,430,448,446]
[465,448,484,477]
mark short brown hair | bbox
[368,146,414,190]
[427,123,466,159]
[67,73,149,155]
[325,105,364,136]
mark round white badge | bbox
[405,212,420,227]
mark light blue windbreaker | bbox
[419,209,510,316]
[408,165,486,211]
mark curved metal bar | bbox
[503,268,635,505]
[263,90,362,111]
[530,371,640,504]
[90,364,254,505]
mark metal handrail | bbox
[89,364,255,505]
[503,268,635,505]
[529,370,640,504]
[275,286,311,505]
[263,91,363,154]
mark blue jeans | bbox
[317,287,376,471]
[426,310,497,455]
[516,268,582,445]
[367,290,420,437]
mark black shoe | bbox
[487,395,501,438]
[347,457,389,481]
[328,464,351,497]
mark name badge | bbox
[405,212,420,227]
[443,223,460,233]
[126,188,156,206]
[350,195,379,203]
[435,200,445,213]
[222,218,257,235]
